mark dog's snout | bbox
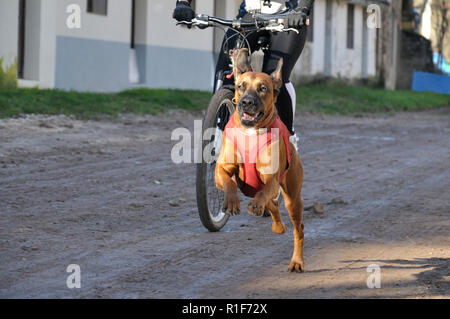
[239,96,257,109]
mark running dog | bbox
[215,48,305,272]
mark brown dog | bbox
[215,48,305,272]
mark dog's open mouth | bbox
[241,112,262,123]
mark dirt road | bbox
[0,109,449,298]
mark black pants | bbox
[215,24,307,135]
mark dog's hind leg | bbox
[282,152,305,273]
[285,196,305,272]
[266,199,287,235]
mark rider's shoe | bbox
[289,133,300,152]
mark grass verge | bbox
[0,88,211,119]
[296,82,450,114]
[0,83,449,119]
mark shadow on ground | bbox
[338,257,450,297]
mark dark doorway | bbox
[347,3,355,49]
[324,0,332,76]
[18,0,26,79]
[129,0,140,83]
[131,0,136,49]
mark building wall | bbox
[36,0,57,88]
[311,0,327,75]
[52,0,217,92]
[1,0,381,92]
[333,1,362,78]
[56,0,132,42]
[0,0,19,71]
[291,0,377,83]
[53,0,132,91]
[0,0,57,88]
[135,0,216,91]
[291,0,327,82]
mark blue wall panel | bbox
[55,36,130,92]
[411,71,450,95]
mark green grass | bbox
[0,82,449,119]
[0,87,212,119]
[0,57,18,89]
[296,82,450,114]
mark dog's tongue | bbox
[243,113,256,121]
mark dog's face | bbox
[234,49,283,128]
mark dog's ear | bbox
[234,48,252,79]
[270,58,283,94]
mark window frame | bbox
[346,3,355,49]
[87,0,108,16]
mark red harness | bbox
[224,113,291,198]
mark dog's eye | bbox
[259,85,267,93]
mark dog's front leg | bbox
[246,176,280,217]
[215,140,241,216]
[215,163,241,216]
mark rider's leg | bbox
[285,82,297,120]
[274,85,295,135]
[261,26,307,135]
[284,81,300,151]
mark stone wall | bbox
[397,31,435,89]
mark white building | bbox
[0,0,378,92]
[294,0,378,81]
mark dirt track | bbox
[0,109,449,299]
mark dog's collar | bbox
[254,106,278,130]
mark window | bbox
[307,4,314,42]
[346,3,354,49]
[87,0,108,15]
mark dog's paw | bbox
[223,195,241,216]
[272,221,287,235]
[288,257,305,273]
[246,199,265,217]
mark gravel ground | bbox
[0,108,449,298]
